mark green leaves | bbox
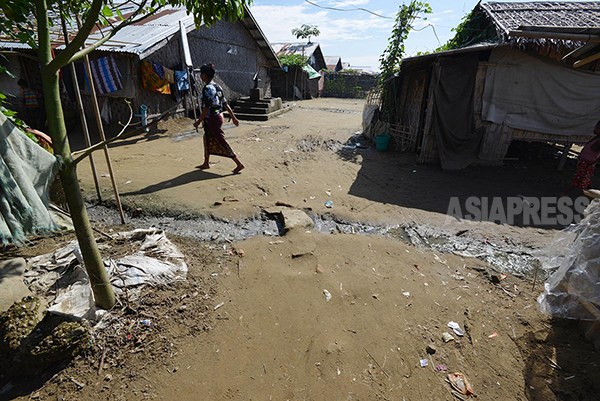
[291,24,320,41]
[378,1,432,86]
[278,54,308,67]
[101,5,113,17]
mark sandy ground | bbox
[75,98,586,247]
[3,98,600,400]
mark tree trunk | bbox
[36,0,115,310]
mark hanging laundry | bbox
[141,60,171,95]
[175,70,189,91]
[152,62,165,79]
[164,67,175,84]
[89,56,123,94]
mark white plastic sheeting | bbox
[538,200,600,321]
[483,47,600,137]
[25,229,187,320]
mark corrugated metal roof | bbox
[271,42,320,58]
[1,5,281,68]
[0,6,194,55]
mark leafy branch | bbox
[378,1,432,86]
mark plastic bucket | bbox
[375,134,391,151]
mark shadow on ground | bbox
[0,313,87,401]
[520,319,600,401]
[121,169,226,196]
[342,140,597,228]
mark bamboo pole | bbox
[60,11,102,201]
[573,52,600,68]
[81,53,126,224]
[509,30,600,43]
[77,17,126,224]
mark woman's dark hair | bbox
[200,63,216,79]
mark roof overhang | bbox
[242,5,282,69]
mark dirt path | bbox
[146,232,550,401]
[77,98,569,248]
[5,98,599,400]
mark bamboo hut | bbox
[386,1,600,170]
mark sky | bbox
[249,0,538,70]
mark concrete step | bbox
[234,106,270,115]
[235,107,291,121]
[235,101,270,109]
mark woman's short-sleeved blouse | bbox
[202,82,228,116]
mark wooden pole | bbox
[574,52,600,68]
[81,53,126,224]
[509,30,600,43]
[558,142,572,171]
[59,11,102,201]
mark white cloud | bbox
[251,4,392,44]
[330,0,371,6]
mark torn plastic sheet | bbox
[25,229,187,320]
[538,200,600,321]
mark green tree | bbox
[378,1,431,85]
[0,0,252,310]
[291,24,320,43]
[278,54,308,67]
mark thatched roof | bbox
[481,2,600,35]
[445,2,600,52]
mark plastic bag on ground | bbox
[26,229,188,320]
[538,200,600,321]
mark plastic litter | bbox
[488,332,498,338]
[26,229,188,320]
[419,358,429,368]
[140,319,152,327]
[324,201,334,208]
[447,372,475,397]
[323,289,332,302]
[435,364,448,372]
[442,332,455,343]
[448,321,465,337]
[538,199,600,321]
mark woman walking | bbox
[193,63,245,174]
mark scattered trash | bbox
[446,372,475,398]
[323,289,332,302]
[214,302,225,310]
[372,293,379,300]
[402,291,411,298]
[426,344,437,355]
[488,332,498,338]
[326,190,332,197]
[442,332,456,343]
[324,201,334,208]
[435,364,448,372]
[26,229,188,320]
[419,358,429,368]
[448,321,465,337]
[140,319,152,327]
